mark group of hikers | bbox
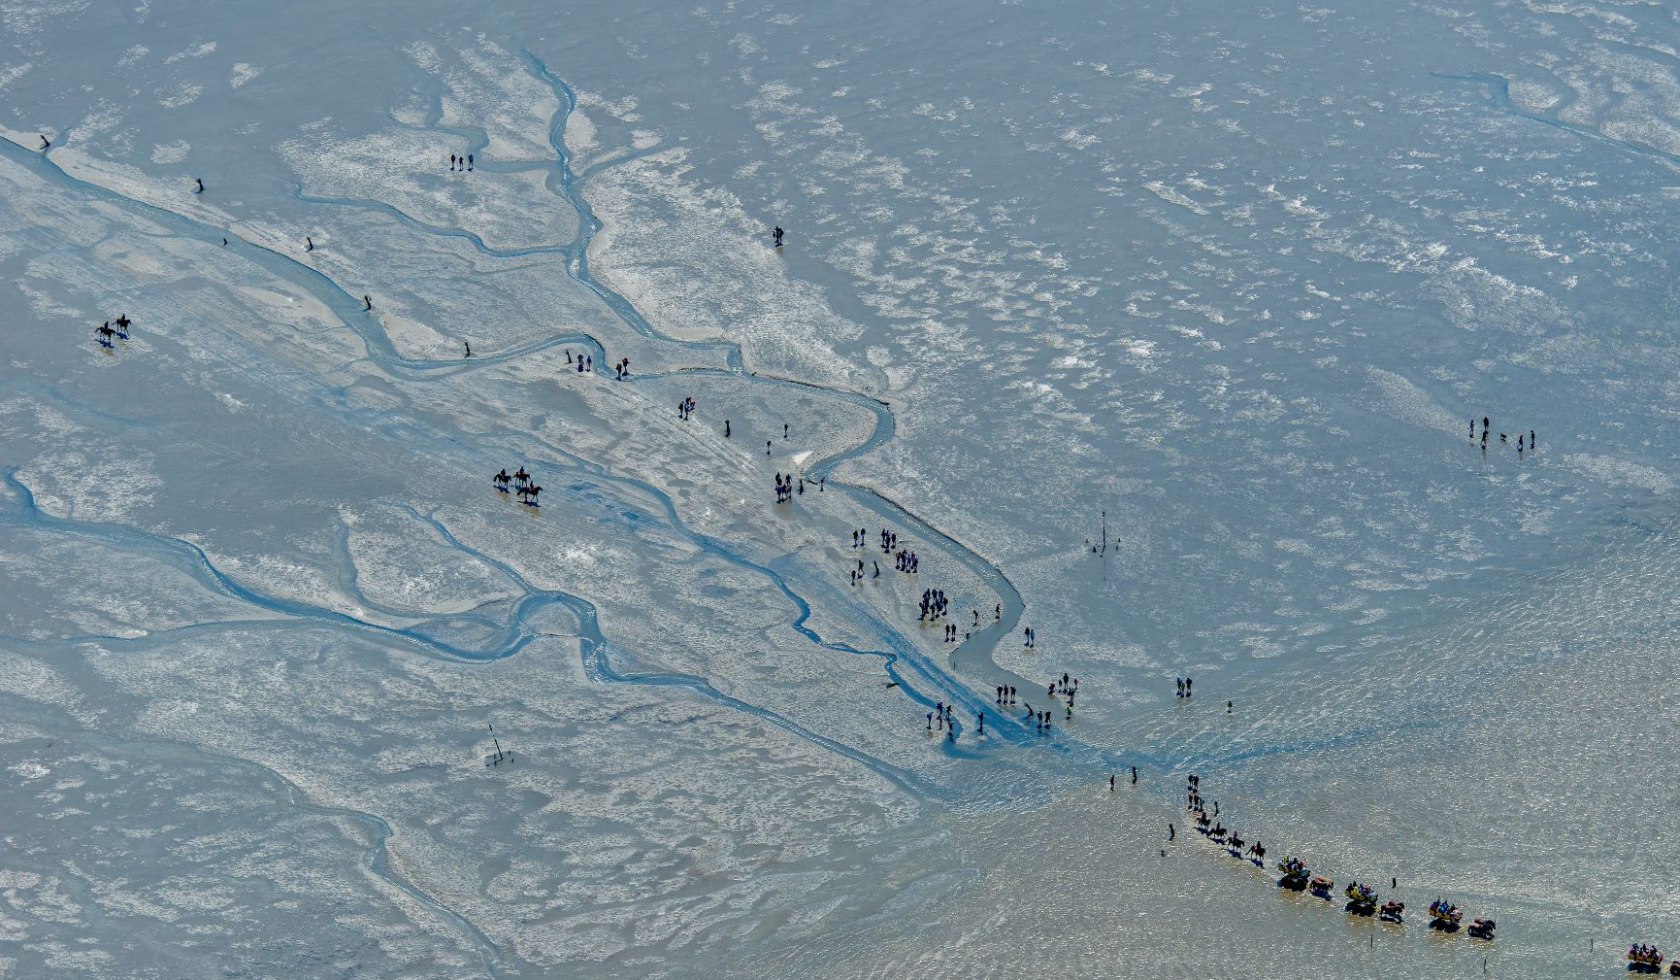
[863,527,921,579]
[972,670,1082,737]
[851,527,901,555]
[773,472,804,503]
[977,670,1081,736]
[837,522,943,628]
[449,153,475,172]
[841,528,890,583]
[924,700,990,739]
[980,688,1056,736]
[1471,415,1536,455]
[841,528,908,586]
[1048,673,1079,718]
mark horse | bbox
[95,324,116,347]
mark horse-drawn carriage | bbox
[1628,944,1664,973]
[1275,857,1309,892]
[1427,899,1463,932]
[1343,882,1377,917]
